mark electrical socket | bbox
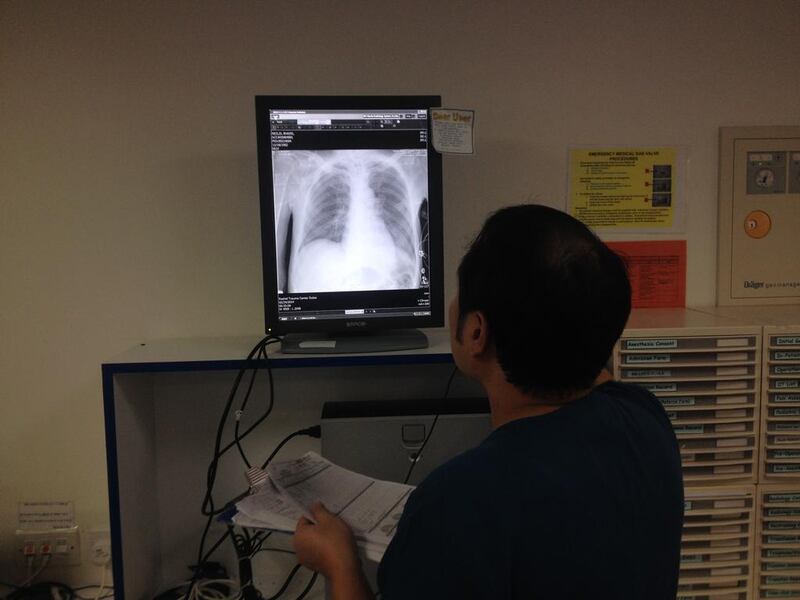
[85,529,112,566]
[15,526,81,569]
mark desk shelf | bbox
[101,329,456,599]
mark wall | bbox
[1,0,798,585]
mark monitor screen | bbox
[256,96,444,336]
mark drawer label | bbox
[775,408,800,416]
[680,554,702,564]
[643,383,678,393]
[625,339,678,349]
[768,508,800,516]
[661,397,696,407]
[673,424,704,435]
[768,535,800,543]
[775,336,800,346]
[773,435,800,443]
[773,450,800,459]
[775,424,800,432]
[766,576,800,584]
[776,380,800,389]
[626,369,672,378]
[625,354,671,363]
[776,351,800,360]
[768,522,800,530]
[767,549,800,558]
[775,394,800,403]
[772,464,800,473]
[767,562,797,570]
[768,494,800,503]
[777,366,800,375]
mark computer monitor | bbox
[255,96,444,353]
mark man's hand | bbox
[294,502,359,577]
[293,502,373,600]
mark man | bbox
[294,204,684,599]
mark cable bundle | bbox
[182,335,322,600]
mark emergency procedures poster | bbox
[568,147,682,231]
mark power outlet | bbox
[15,526,81,569]
[84,529,112,566]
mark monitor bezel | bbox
[255,95,444,336]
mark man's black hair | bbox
[457,204,631,400]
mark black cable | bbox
[191,335,277,595]
[3,582,75,600]
[403,365,459,484]
[190,334,320,600]
[261,564,303,600]
[203,337,281,517]
[0,581,113,600]
[157,527,228,600]
[230,526,259,600]
[248,531,273,556]
[225,340,279,460]
[201,529,231,564]
[261,425,322,469]
[201,336,271,516]
[251,547,295,557]
[234,344,268,467]
[294,571,318,600]
[209,424,322,524]
[247,538,310,598]
[185,421,321,599]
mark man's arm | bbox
[325,565,373,600]
[293,502,374,600]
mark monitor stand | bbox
[280,329,429,354]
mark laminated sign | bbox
[569,147,680,231]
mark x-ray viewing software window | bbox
[268,108,433,323]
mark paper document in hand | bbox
[267,452,414,547]
[234,478,309,532]
[233,451,414,560]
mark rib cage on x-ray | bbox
[272,150,428,294]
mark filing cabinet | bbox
[679,486,755,600]
[762,328,800,481]
[615,321,762,485]
[756,486,800,599]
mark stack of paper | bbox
[233,452,414,562]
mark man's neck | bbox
[483,368,609,429]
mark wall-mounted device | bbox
[718,126,800,305]
[255,96,444,353]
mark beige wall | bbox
[1,0,798,583]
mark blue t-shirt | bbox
[377,381,684,599]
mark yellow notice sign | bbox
[569,147,677,229]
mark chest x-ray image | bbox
[272,149,429,294]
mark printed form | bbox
[234,452,413,561]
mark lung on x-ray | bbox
[272,149,429,294]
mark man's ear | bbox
[464,310,491,356]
